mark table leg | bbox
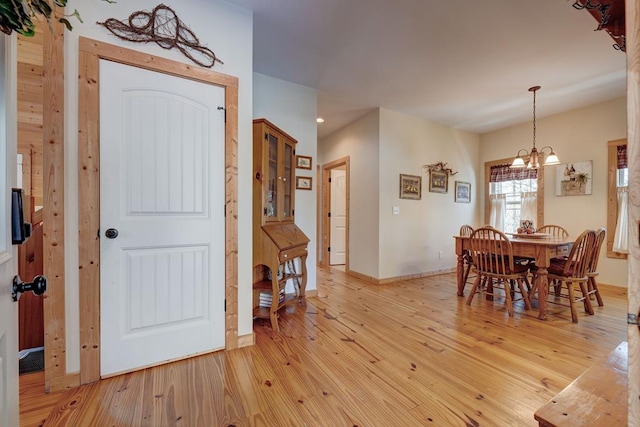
[537,267,548,320]
[299,254,308,306]
[457,253,465,296]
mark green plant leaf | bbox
[0,0,109,35]
[30,0,53,19]
[58,16,71,31]
[71,8,81,23]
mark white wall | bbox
[319,109,481,280]
[480,97,628,287]
[252,73,318,292]
[63,0,253,372]
[319,110,381,278]
[378,109,480,279]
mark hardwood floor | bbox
[21,268,627,426]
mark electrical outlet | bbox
[438,251,444,259]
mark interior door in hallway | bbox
[330,168,347,265]
[0,34,20,426]
[99,60,226,376]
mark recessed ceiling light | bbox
[316,117,325,123]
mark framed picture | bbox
[296,155,312,170]
[429,169,448,193]
[555,160,592,196]
[399,174,421,200]
[454,181,471,203]
[296,176,312,190]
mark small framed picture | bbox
[399,174,421,200]
[429,170,448,193]
[454,181,471,203]
[296,155,312,170]
[296,176,312,190]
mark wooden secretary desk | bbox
[252,118,309,331]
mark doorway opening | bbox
[321,157,350,271]
[16,25,45,377]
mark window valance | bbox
[617,145,627,169]
[490,163,538,182]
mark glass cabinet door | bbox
[282,141,294,219]
[266,133,278,219]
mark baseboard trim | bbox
[306,289,318,298]
[47,372,81,392]
[345,270,379,284]
[346,268,456,285]
[237,333,254,348]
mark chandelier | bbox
[510,86,560,169]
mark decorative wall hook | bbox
[98,4,223,68]
[422,161,458,176]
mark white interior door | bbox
[0,34,19,426]
[99,60,226,376]
[0,224,18,427]
[330,169,347,265]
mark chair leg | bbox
[579,282,595,315]
[528,276,538,305]
[589,277,604,307]
[486,277,494,301]
[462,262,471,285]
[466,275,482,306]
[517,278,531,310]
[523,274,531,292]
[504,280,514,317]
[567,282,578,323]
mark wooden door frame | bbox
[77,37,238,385]
[321,157,350,269]
[42,13,67,392]
[627,0,639,422]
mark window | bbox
[607,139,628,258]
[484,159,544,233]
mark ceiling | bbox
[224,0,627,138]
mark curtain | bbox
[489,194,506,231]
[520,191,537,227]
[613,187,628,253]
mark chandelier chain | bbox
[532,88,536,149]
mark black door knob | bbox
[12,275,47,302]
[105,228,119,239]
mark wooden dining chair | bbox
[529,229,596,323]
[466,227,531,316]
[527,224,569,291]
[459,224,474,287]
[536,224,569,238]
[586,227,605,307]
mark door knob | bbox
[105,228,119,239]
[12,275,47,302]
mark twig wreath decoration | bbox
[98,4,223,68]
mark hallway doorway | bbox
[321,157,350,270]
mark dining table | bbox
[454,233,574,320]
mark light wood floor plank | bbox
[21,268,627,426]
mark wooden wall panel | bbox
[77,47,101,384]
[16,31,43,206]
[17,31,44,66]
